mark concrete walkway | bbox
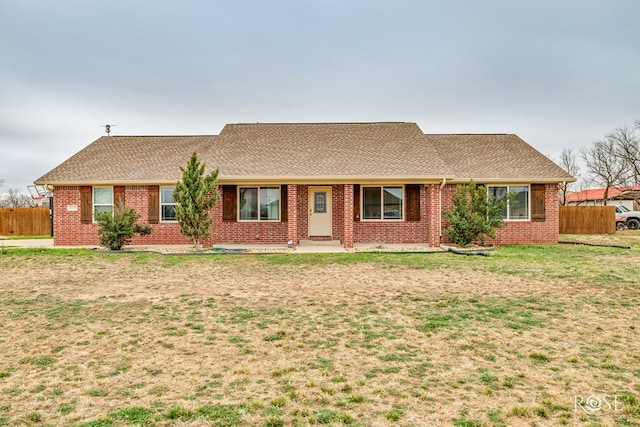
[0,238,440,253]
[0,238,57,248]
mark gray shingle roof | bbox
[206,122,451,180]
[34,122,574,185]
[35,135,213,185]
[427,134,575,182]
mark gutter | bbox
[34,175,452,187]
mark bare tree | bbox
[609,121,640,186]
[581,138,629,206]
[0,188,35,208]
[557,148,580,205]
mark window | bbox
[93,187,113,219]
[239,187,280,221]
[488,185,530,220]
[314,191,327,213]
[161,187,177,221]
[362,186,403,220]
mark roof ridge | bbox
[229,122,413,125]
[100,135,218,138]
[425,133,509,136]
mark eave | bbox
[36,175,456,187]
[446,177,577,185]
[36,175,576,187]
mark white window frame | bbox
[487,184,531,221]
[160,186,177,222]
[238,186,281,222]
[93,186,114,221]
[361,185,404,221]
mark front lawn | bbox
[1,237,639,426]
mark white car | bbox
[615,205,640,230]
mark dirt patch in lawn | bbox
[1,252,639,426]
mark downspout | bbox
[439,178,447,240]
[45,184,54,238]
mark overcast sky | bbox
[1,0,639,193]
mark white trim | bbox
[360,185,405,222]
[92,186,113,222]
[237,185,282,222]
[160,186,178,222]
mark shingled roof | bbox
[427,134,575,183]
[35,122,574,185]
[35,135,213,185]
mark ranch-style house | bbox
[34,122,575,247]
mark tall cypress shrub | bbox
[174,153,220,249]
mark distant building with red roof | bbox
[566,186,640,209]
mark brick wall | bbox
[211,198,289,244]
[353,184,431,244]
[492,184,559,244]
[440,183,559,245]
[126,186,191,245]
[53,183,560,247]
[343,184,354,248]
[53,186,99,246]
[424,184,441,247]
[53,186,193,246]
[287,185,299,245]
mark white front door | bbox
[308,186,332,236]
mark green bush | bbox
[95,205,151,250]
[443,180,507,247]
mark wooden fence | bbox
[559,206,616,234]
[0,208,50,236]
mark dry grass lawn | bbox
[1,233,640,426]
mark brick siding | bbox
[353,184,432,244]
[440,183,559,245]
[53,186,193,246]
[53,183,559,247]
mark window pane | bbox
[489,186,508,219]
[383,187,403,219]
[162,205,176,221]
[260,187,280,220]
[161,187,175,203]
[94,205,113,216]
[510,186,529,219]
[488,186,507,201]
[94,188,113,205]
[239,188,258,220]
[363,187,381,219]
[314,192,327,213]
